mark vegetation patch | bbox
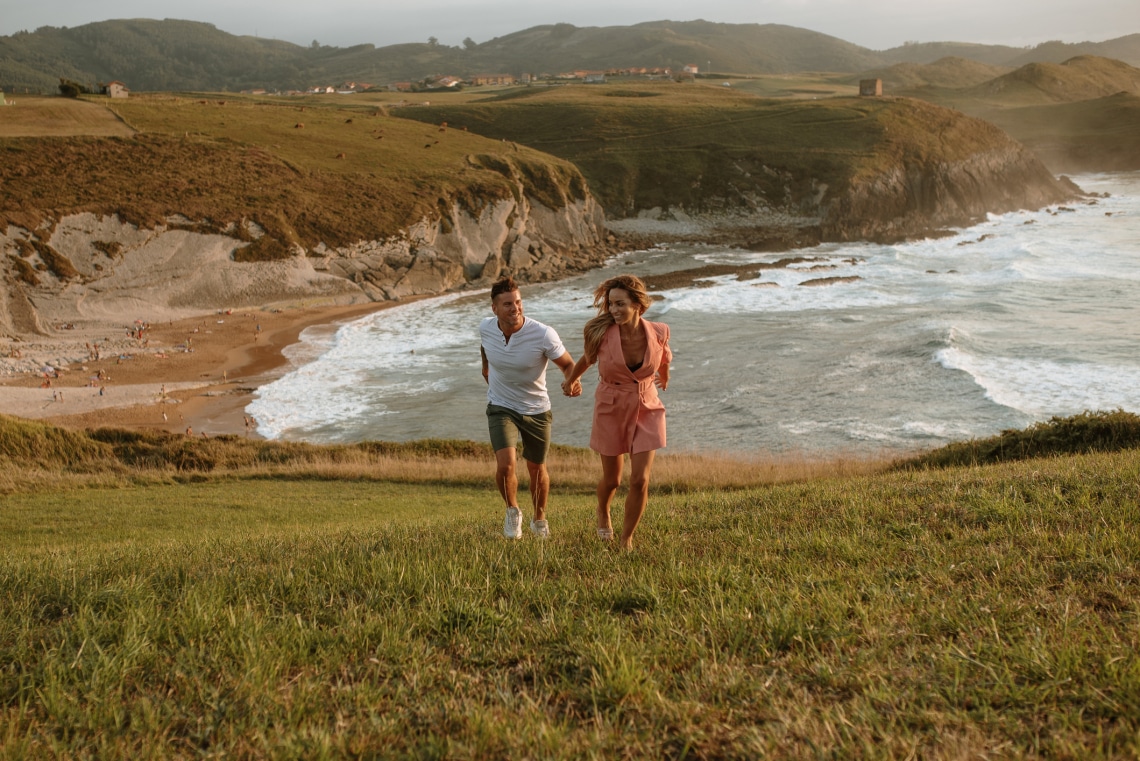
[1,437,1138,756]
[28,239,79,280]
[899,410,1140,469]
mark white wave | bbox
[935,347,1140,417]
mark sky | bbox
[2,0,1136,51]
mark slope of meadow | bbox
[1,413,1138,756]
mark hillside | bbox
[0,95,608,336]
[981,92,1140,172]
[473,20,883,75]
[959,55,1140,106]
[395,84,1074,242]
[895,56,1140,172]
[1,412,1138,756]
[2,19,1139,94]
[853,57,1010,92]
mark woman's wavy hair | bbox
[582,275,652,362]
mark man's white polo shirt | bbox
[480,316,566,415]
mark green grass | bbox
[2,424,1139,755]
[901,410,1140,470]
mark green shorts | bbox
[486,404,553,464]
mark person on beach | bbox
[561,275,672,551]
[480,276,582,539]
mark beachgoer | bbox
[562,275,672,551]
[480,276,581,539]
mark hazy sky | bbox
[2,0,1135,51]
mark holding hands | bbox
[562,377,583,397]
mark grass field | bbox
[2,414,1139,757]
[0,96,134,138]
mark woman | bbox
[562,275,671,550]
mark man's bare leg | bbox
[495,447,519,508]
[525,459,549,522]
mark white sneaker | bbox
[530,519,550,538]
[503,506,522,539]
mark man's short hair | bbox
[490,276,519,302]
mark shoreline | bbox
[0,299,415,438]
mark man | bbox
[480,277,581,539]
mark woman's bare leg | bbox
[620,450,656,550]
[597,454,623,537]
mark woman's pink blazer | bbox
[589,320,672,456]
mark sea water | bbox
[248,172,1140,454]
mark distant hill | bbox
[855,57,1010,92]
[472,20,883,75]
[876,42,1026,67]
[1,18,1138,94]
[961,55,1140,106]
[970,92,1140,172]
[1004,33,1140,67]
[892,56,1140,172]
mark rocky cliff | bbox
[0,190,606,339]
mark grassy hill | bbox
[980,92,1140,172]
[2,19,1138,94]
[475,20,884,75]
[392,83,1054,223]
[854,57,1011,93]
[0,93,589,259]
[896,56,1140,172]
[1004,32,1140,68]
[1,413,1138,755]
[958,55,1140,107]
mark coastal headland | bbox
[0,83,1089,436]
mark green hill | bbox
[393,83,1067,229]
[960,55,1140,106]
[0,94,590,258]
[894,56,1140,172]
[1004,32,1140,68]
[855,56,1010,92]
[981,91,1140,172]
[2,19,1138,95]
[474,20,884,75]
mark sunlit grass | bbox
[2,411,1139,755]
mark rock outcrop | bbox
[819,147,1076,242]
[0,191,606,339]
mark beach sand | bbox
[0,300,405,438]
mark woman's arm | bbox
[656,361,669,391]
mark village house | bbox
[105,81,129,98]
[683,64,700,75]
[859,78,883,96]
[468,74,517,86]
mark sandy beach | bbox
[0,300,404,438]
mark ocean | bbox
[247,172,1140,455]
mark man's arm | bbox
[480,346,489,384]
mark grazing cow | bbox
[295,123,304,128]
[335,152,346,159]
[345,118,353,123]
